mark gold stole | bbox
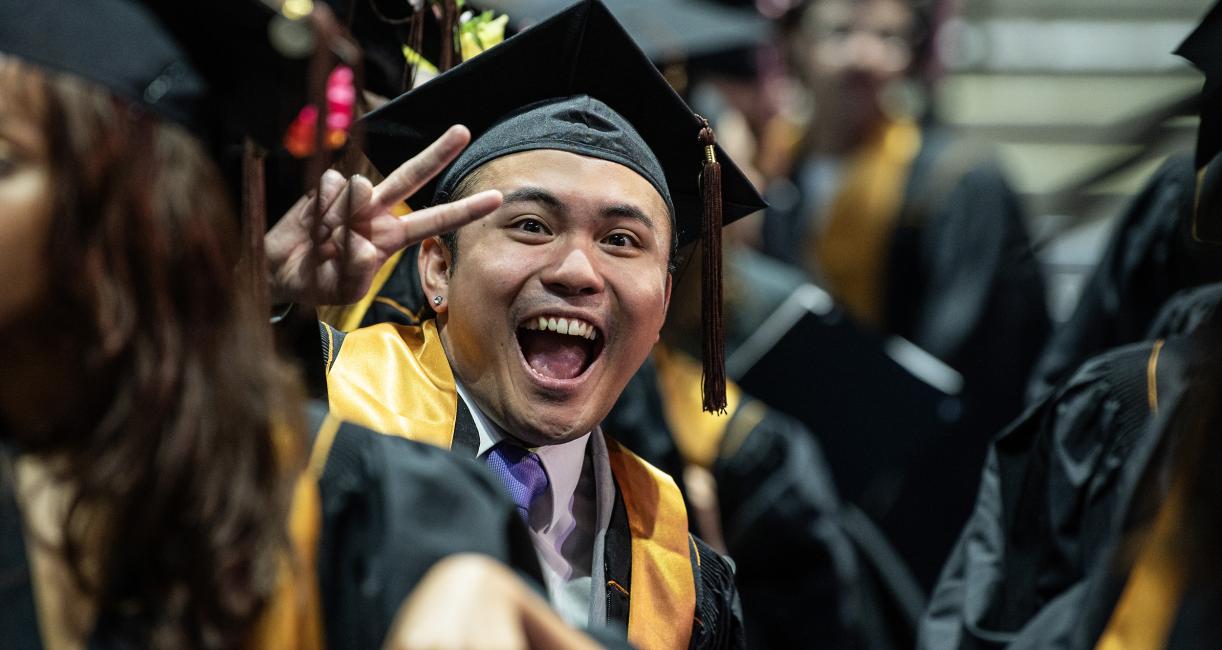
[247,414,343,649]
[326,320,696,649]
[1094,481,1188,650]
[653,346,744,470]
[807,118,921,328]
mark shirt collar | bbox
[455,379,592,533]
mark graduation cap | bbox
[0,0,207,135]
[1176,0,1222,243]
[361,0,767,411]
[472,0,770,66]
[0,0,337,153]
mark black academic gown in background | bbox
[763,125,1051,439]
[988,361,1222,650]
[607,357,926,650]
[1026,153,1222,402]
[918,286,1222,649]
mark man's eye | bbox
[604,232,636,247]
[514,218,549,234]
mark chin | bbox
[508,403,603,447]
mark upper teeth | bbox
[523,316,598,340]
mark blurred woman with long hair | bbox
[0,2,607,648]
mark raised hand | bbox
[265,125,502,306]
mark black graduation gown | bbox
[985,359,1222,650]
[606,358,925,650]
[1026,153,1222,402]
[0,409,626,650]
[762,125,1051,440]
[308,405,550,650]
[918,287,1222,649]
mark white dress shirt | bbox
[455,381,615,629]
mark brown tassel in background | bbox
[240,137,272,346]
[438,0,460,71]
[697,116,727,414]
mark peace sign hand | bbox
[265,125,502,306]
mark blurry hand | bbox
[383,554,601,650]
[265,125,502,306]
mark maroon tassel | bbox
[697,116,727,414]
[439,0,460,71]
[241,137,270,331]
[405,11,425,90]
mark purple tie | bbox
[485,442,550,523]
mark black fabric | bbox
[315,415,545,650]
[689,536,745,650]
[0,0,205,134]
[359,0,765,248]
[475,0,768,66]
[762,128,1049,442]
[607,361,921,650]
[437,95,674,220]
[603,487,632,632]
[1026,153,1222,402]
[0,0,310,152]
[1147,282,1222,338]
[761,129,1048,587]
[716,402,921,650]
[1175,0,1222,169]
[919,327,1222,649]
[319,321,347,373]
[1193,151,1222,244]
[450,398,480,459]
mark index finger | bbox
[366,124,471,216]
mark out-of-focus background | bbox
[935,0,1208,319]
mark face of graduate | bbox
[796,0,913,126]
[420,149,673,446]
[0,95,52,333]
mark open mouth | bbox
[516,315,604,382]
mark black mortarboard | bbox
[1175,0,1222,243]
[0,0,317,152]
[361,0,766,411]
[1176,0,1222,170]
[472,0,769,66]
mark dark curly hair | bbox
[1,57,305,648]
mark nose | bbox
[541,245,605,297]
[843,31,885,72]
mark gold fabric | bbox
[653,346,742,470]
[807,118,922,327]
[248,413,340,650]
[324,320,699,644]
[1094,483,1187,650]
[606,438,697,650]
[249,474,325,650]
[325,320,459,449]
[1146,340,1165,413]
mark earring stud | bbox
[433,295,443,306]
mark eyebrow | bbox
[502,186,657,232]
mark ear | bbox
[654,272,673,344]
[419,236,453,315]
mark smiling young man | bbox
[312,2,765,648]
